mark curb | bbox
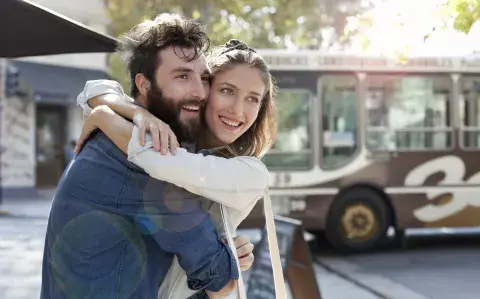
[0,214,49,220]
[0,209,10,215]
[315,257,389,299]
[315,257,430,299]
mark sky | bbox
[346,0,480,57]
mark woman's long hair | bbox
[207,39,278,159]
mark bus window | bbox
[320,75,358,169]
[366,75,452,151]
[460,77,480,149]
[262,90,313,169]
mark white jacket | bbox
[77,80,287,299]
[128,127,260,299]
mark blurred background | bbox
[1,0,480,298]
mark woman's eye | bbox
[248,97,260,103]
[221,88,234,95]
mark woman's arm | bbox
[77,80,137,117]
[82,106,134,154]
[128,126,269,211]
[77,79,178,154]
[81,107,269,212]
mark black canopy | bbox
[0,0,118,58]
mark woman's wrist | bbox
[132,106,148,125]
[91,105,114,131]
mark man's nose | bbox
[190,77,207,100]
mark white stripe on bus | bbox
[268,186,480,196]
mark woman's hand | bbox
[133,108,179,155]
[74,106,180,155]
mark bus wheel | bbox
[326,188,391,253]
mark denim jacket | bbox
[41,131,238,299]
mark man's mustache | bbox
[179,99,206,108]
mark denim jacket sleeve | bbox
[134,194,239,292]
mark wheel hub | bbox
[341,204,378,242]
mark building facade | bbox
[1,0,112,197]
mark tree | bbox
[341,0,480,59]
[104,0,369,90]
[444,0,480,33]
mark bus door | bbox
[318,74,359,171]
[262,71,318,222]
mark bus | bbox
[240,50,480,252]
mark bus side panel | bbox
[389,193,431,229]
[390,192,480,229]
[238,194,334,231]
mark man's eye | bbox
[201,76,210,82]
[177,75,188,79]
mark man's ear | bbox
[135,73,151,96]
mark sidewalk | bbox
[314,264,383,299]
[239,229,382,299]
[0,188,54,219]
[0,190,384,299]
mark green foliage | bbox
[105,0,330,49]
[447,0,480,33]
[104,0,366,91]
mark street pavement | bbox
[0,191,480,299]
[316,232,480,299]
[0,193,384,299]
[6,192,480,299]
[0,216,46,299]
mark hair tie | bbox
[219,39,257,55]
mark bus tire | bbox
[326,188,391,253]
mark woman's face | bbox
[204,64,266,146]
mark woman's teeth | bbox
[220,116,241,127]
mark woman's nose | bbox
[227,98,244,116]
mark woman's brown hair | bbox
[207,39,278,159]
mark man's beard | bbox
[145,83,204,143]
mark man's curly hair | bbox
[118,13,210,98]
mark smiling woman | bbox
[201,39,278,158]
[200,64,266,148]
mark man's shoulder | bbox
[81,131,131,164]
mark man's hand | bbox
[133,108,179,155]
[206,280,237,299]
[205,235,254,298]
[235,235,255,272]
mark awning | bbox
[0,0,118,58]
[12,60,111,105]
